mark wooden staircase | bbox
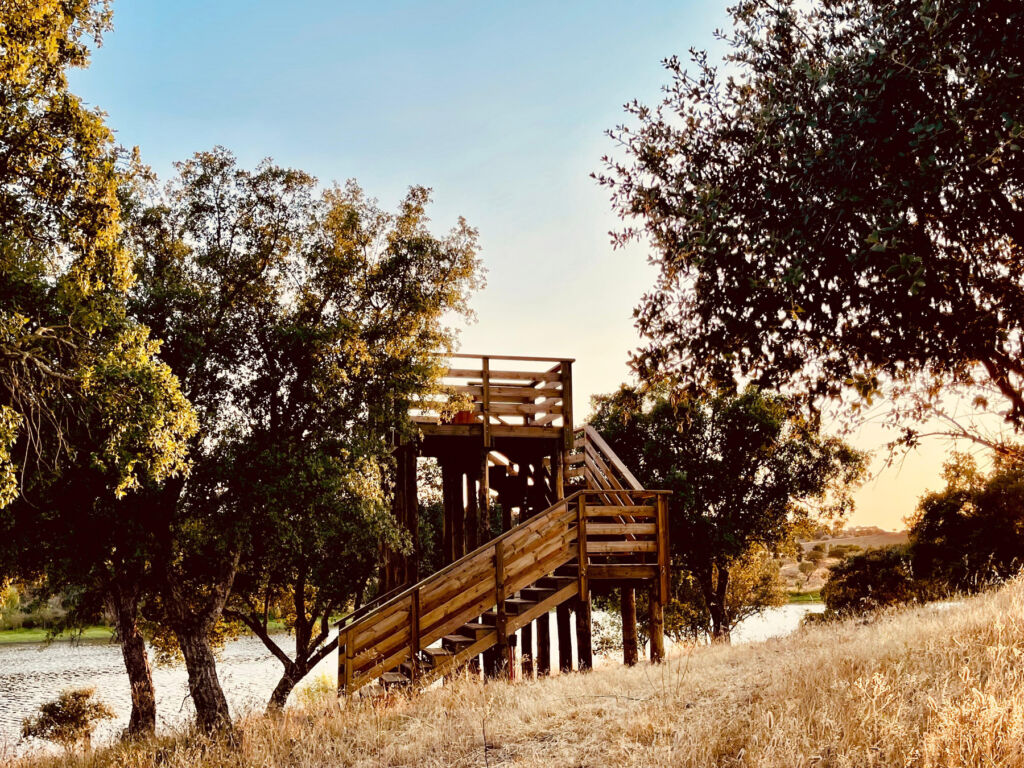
[337,426,669,695]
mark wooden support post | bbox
[521,621,534,679]
[656,494,670,605]
[556,601,573,673]
[576,496,588,600]
[479,451,491,543]
[648,584,665,663]
[466,471,479,552]
[410,588,421,681]
[495,540,510,678]
[441,459,460,564]
[621,586,638,667]
[560,360,574,456]
[341,626,354,694]
[575,596,593,671]
[481,357,491,448]
[536,610,551,676]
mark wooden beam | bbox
[648,584,665,664]
[621,587,638,667]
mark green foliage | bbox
[798,561,817,576]
[828,544,862,560]
[600,0,1024,448]
[590,384,864,639]
[909,453,1024,591]
[821,546,922,618]
[122,148,483,711]
[0,0,196,509]
[21,688,114,749]
[806,549,825,565]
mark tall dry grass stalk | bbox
[14,579,1024,767]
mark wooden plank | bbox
[588,540,657,554]
[504,534,577,596]
[588,564,658,580]
[585,505,656,517]
[565,466,585,479]
[450,384,562,399]
[484,402,563,416]
[489,425,560,438]
[448,353,575,364]
[447,368,562,382]
[584,425,643,490]
[588,522,657,536]
[506,580,578,635]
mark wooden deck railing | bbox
[411,354,574,446]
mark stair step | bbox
[520,586,557,602]
[538,575,575,590]
[503,597,537,615]
[380,671,410,688]
[460,622,491,640]
[399,661,417,678]
[421,647,454,666]
[442,634,475,651]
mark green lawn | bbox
[787,590,822,604]
[0,625,114,645]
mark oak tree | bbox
[600,0,1024,454]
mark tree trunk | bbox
[267,665,301,711]
[109,585,156,739]
[176,626,233,734]
[709,564,731,644]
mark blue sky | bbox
[72,1,945,528]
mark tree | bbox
[909,452,1024,591]
[123,149,482,724]
[664,545,786,641]
[590,385,865,641]
[599,0,1024,456]
[1,0,194,500]
[1,0,197,740]
[821,546,920,618]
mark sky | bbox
[72,0,956,530]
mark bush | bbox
[798,561,817,576]
[828,544,862,560]
[806,549,826,565]
[21,688,114,750]
[822,547,922,617]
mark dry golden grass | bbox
[15,578,1024,767]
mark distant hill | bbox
[782,529,909,593]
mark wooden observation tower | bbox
[338,354,670,693]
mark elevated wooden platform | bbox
[340,359,672,694]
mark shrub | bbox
[806,549,826,565]
[822,547,921,617]
[21,688,115,750]
[798,561,817,576]
[828,544,862,560]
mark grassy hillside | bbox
[14,578,1024,767]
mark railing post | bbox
[410,588,421,682]
[342,626,354,694]
[495,539,509,676]
[576,495,588,600]
[481,356,491,448]
[656,495,670,605]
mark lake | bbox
[0,602,824,758]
